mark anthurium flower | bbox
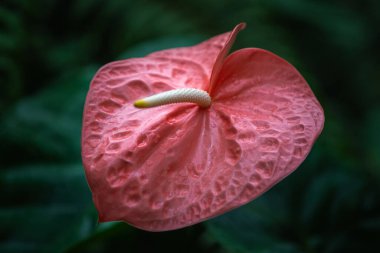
[81,23,324,231]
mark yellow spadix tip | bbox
[134,99,149,108]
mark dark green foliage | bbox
[0,0,379,252]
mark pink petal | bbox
[208,23,246,93]
[82,29,245,231]
[147,26,240,90]
[87,105,245,231]
[209,48,324,207]
[82,60,246,231]
[82,31,324,232]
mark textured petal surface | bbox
[82,32,324,231]
[82,29,243,231]
[146,30,234,90]
[210,48,324,209]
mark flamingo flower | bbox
[81,23,324,231]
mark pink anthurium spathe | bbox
[81,23,324,231]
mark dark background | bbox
[1,0,379,252]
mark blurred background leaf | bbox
[0,0,379,252]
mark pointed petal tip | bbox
[235,22,246,31]
[208,22,246,93]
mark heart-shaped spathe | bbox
[81,23,324,231]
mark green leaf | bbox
[0,164,96,253]
[205,168,380,253]
[205,189,302,253]
[119,35,204,59]
[0,67,96,165]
